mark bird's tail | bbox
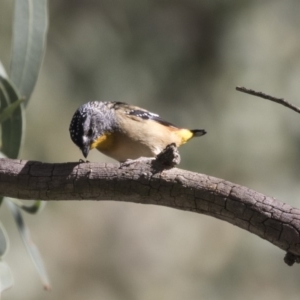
[190,129,207,137]
[176,128,207,145]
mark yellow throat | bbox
[90,133,114,151]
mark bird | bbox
[69,101,206,162]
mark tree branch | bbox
[1,157,300,265]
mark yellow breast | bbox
[90,133,114,151]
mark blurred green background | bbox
[2,0,300,299]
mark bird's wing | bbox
[111,101,177,128]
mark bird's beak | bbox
[82,145,90,158]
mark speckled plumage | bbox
[69,101,206,162]
[70,101,116,151]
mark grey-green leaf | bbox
[0,221,9,257]
[0,76,25,158]
[8,199,46,215]
[0,61,8,79]
[21,200,46,214]
[0,152,6,159]
[0,99,24,124]
[0,261,14,293]
[6,200,51,290]
[10,0,48,105]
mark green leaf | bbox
[0,261,14,293]
[10,0,48,105]
[0,76,25,158]
[0,221,9,257]
[0,152,6,159]
[0,99,24,124]
[8,199,46,215]
[0,61,8,79]
[6,200,51,290]
[21,200,46,214]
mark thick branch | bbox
[1,158,300,262]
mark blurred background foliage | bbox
[1,0,300,299]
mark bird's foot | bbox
[119,157,155,168]
[78,158,90,163]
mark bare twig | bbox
[236,86,300,114]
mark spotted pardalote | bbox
[69,101,206,162]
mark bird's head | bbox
[69,101,116,158]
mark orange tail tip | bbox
[190,129,207,137]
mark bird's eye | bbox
[88,129,93,136]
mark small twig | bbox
[236,86,300,114]
[152,143,181,171]
[284,252,300,266]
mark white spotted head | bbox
[69,101,116,157]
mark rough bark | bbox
[0,157,300,265]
